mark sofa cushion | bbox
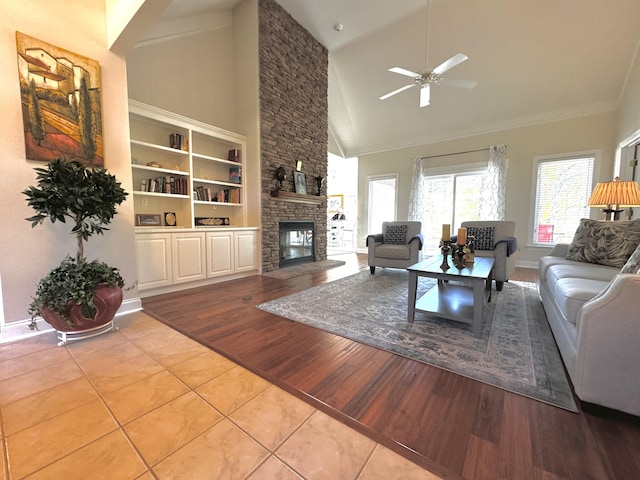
[385,224,407,245]
[566,218,640,268]
[545,263,618,286]
[466,226,494,250]
[621,243,640,274]
[552,277,610,325]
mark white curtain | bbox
[408,156,425,224]
[481,144,508,220]
[408,145,508,225]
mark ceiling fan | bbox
[379,0,476,108]
[380,53,477,107]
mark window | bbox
[420,165,488,250]
[531,153,596,246]
[367,175,397,234]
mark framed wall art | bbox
[327,194,344,213]
[293,170,307,194]
[16,32,103,166]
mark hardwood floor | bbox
[141,253,640,480]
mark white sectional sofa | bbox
[538,221,640,417]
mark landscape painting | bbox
[16,32,103,166]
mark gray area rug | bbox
[257,269,577,412]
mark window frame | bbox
[528,150,600,247]
[367,173,398,235]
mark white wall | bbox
[357,111,618,266]
[0,0,137,325]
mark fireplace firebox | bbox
[279,221,315,268]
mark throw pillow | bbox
[385,225,407,245]
[621,242,640,274]
[566,218,640,268]
[466,226,495,250]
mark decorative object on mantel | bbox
[22,158,128,345]
[293,170,307,194]
[272,166,287,195]
[588,176,640,221]
[315,176,325,196]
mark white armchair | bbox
[367,221,423,274]
[460,220,518,291]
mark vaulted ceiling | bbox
[146,0,640,158]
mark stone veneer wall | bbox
[258,0,329,272]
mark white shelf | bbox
[132,164,189,176]
[131,139,188,155]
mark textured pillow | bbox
[621,243,640,274]
[566,218,640,268]
[466,226,495,250]
[385,225,408,245]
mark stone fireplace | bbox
[279,220,315,268]
[259,0,329,272]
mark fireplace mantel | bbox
[270,190,324,205]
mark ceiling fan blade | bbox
[420,84,430,107]
[389,67,421,78]
[438,77,477,89]
[432,53,468,75]
[380,83,416,100]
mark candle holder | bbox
[440,241,451,270]
[453,244,466,269]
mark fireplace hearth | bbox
[279,221,315,268]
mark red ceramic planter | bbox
[40,285,123,332]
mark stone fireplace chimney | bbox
[258,0,329,272]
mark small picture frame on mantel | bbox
[293,171,307,194]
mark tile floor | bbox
[0,311,441,479]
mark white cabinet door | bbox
[172,232,206,284]
[206,231,234,277]
[235,230,258,272]
[136,234,172,290]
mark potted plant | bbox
[23,158,128,333]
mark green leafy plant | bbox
[23,158,128,329]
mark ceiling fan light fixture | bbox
[420,84,430,107]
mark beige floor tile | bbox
[247,455,303,479]
[168,349,237,388]
[117,312,173,340]
[72,338,147,374]
[85,352,164,395]
[0,360,84,405]
[153,419,269,480]
[125,391,222,466]
[196,365,271,415]
[0,344,71,381]
[103,370,189,424]
[24,430,147,480]
[138,337,211,368]
[276,410,376,480]
[6,398,118,479]
[65,329,129,358]
[0,333,58,362]
[359,444,442,479]
[230,385,314,450]
[135,472,156,480]
[2,377,98,436]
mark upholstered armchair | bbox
[459,220,518,291]
[367,221,423,274]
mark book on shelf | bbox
[229,166,241,184]
[227,149,241,162]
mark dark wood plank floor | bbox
[141,253,640,480]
